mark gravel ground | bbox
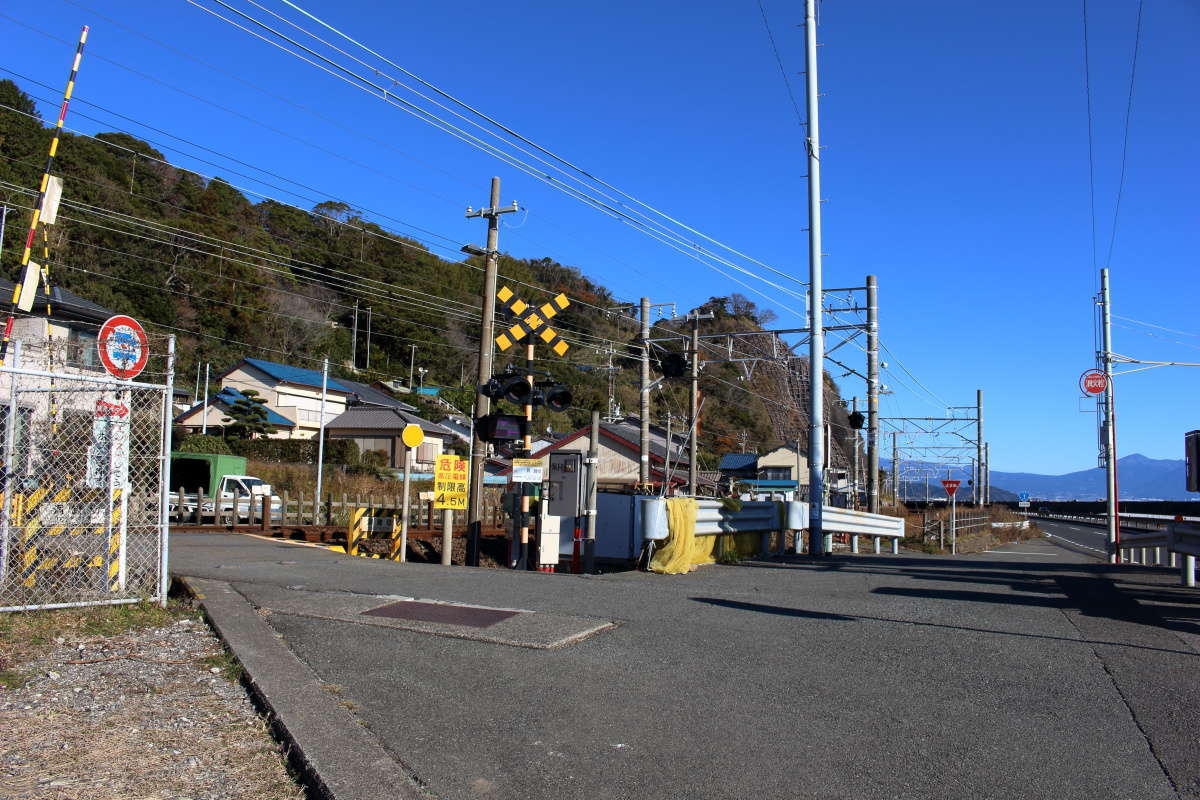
[0,613,304,800]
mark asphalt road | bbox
[1036,517,1161,559]
[173,531,1200,800]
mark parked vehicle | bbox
[169,452,281,522]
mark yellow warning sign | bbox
[433,455,469,510]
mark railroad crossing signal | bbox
[494,286,570,356]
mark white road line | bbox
[1042,530,1107,554]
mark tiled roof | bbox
[243,357,352,393]
[173,386,294,427]
[719,453,759,471]
[0,279,115,324]
[338,378,414,410]
[215,387,294,426]
[326,406,455,437]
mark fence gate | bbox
[0,336,174,612]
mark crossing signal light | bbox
[658,352,688,378]
[541,383,573,413]
[476,413,527,442]
[482,374,533,405]
[848,411,865,430]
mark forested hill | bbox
[0,79,850,468]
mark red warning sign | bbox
[941,480,961,497]
[97,315,148,380]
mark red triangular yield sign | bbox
[941,480,961,497]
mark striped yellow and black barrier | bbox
[347,506,367,556]
[9,486,120,589]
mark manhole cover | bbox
[361,600,520,628]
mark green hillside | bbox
[0,79,856,471]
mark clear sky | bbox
[1,0,1196,476]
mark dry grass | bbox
[0,602,305,800]
[0,602,177,688]
[246,460,431,498]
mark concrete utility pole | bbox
[891,432,899,505]
[803,0,827,555]
[866,275,880,514]
[851,398,861,509]
[584,409,599,573]
[364,307,372,370]
[1100,268,1120,563]
[976,390,985,507]
[409,344,417,390]
[984,442,991,504]
[351,299,359,369]
[315,358,329,504]
[201,363,210,436]
[640,297,651,490]
[464,177,518,567]
[687,311,713,495]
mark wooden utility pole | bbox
[464,178,518,566]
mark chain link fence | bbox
[0,331,174,611]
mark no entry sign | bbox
[97,315,148,380]
[1079,369,1108,396]
[941,480,961,497]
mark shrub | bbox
[175,434,232,455]
[227,437,358,465]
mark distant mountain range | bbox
[887,454,1191,501]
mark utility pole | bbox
[409,344,417,390]
[851,397,860,509]
[351,299,359,369]
[976,389,985,507]
[687,311,713,494]
[364,306,372,370]
[201,363,210,436]
[891,432,899,505]
[804,0,827,555]
[866,275,880,514]
[315,358,329,504]
[639,297,651,490]
[984,442,990,504]
[584,409,599,573]
[1100,268,1120,563]
[464,177,518,567]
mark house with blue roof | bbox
[176,357,409,440]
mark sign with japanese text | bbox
[433,455,469,510]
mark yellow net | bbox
[649,498,760,574]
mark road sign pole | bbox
[950,492,957,556]
[400,444,412,563]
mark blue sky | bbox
[1,0,1196,476]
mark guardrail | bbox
[640,498,904,555]
[1030,512,1164,532]
[1117,523,1200,587]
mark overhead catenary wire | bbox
[178,0,809,302]
[1103,0,1145,270]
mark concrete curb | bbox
[179,576,427,800]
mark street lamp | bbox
[417,367,428,388]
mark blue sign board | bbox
[1018,492,1030,502]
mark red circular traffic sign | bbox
[97,315,149,380]
[1079,369,1108,396]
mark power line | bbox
[0,96,641,329]
[180,0,809,300]
[1081,0,1098,275]
[1103,0,1144,269]
[756,0,805,130]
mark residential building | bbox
[325,406,457,473]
